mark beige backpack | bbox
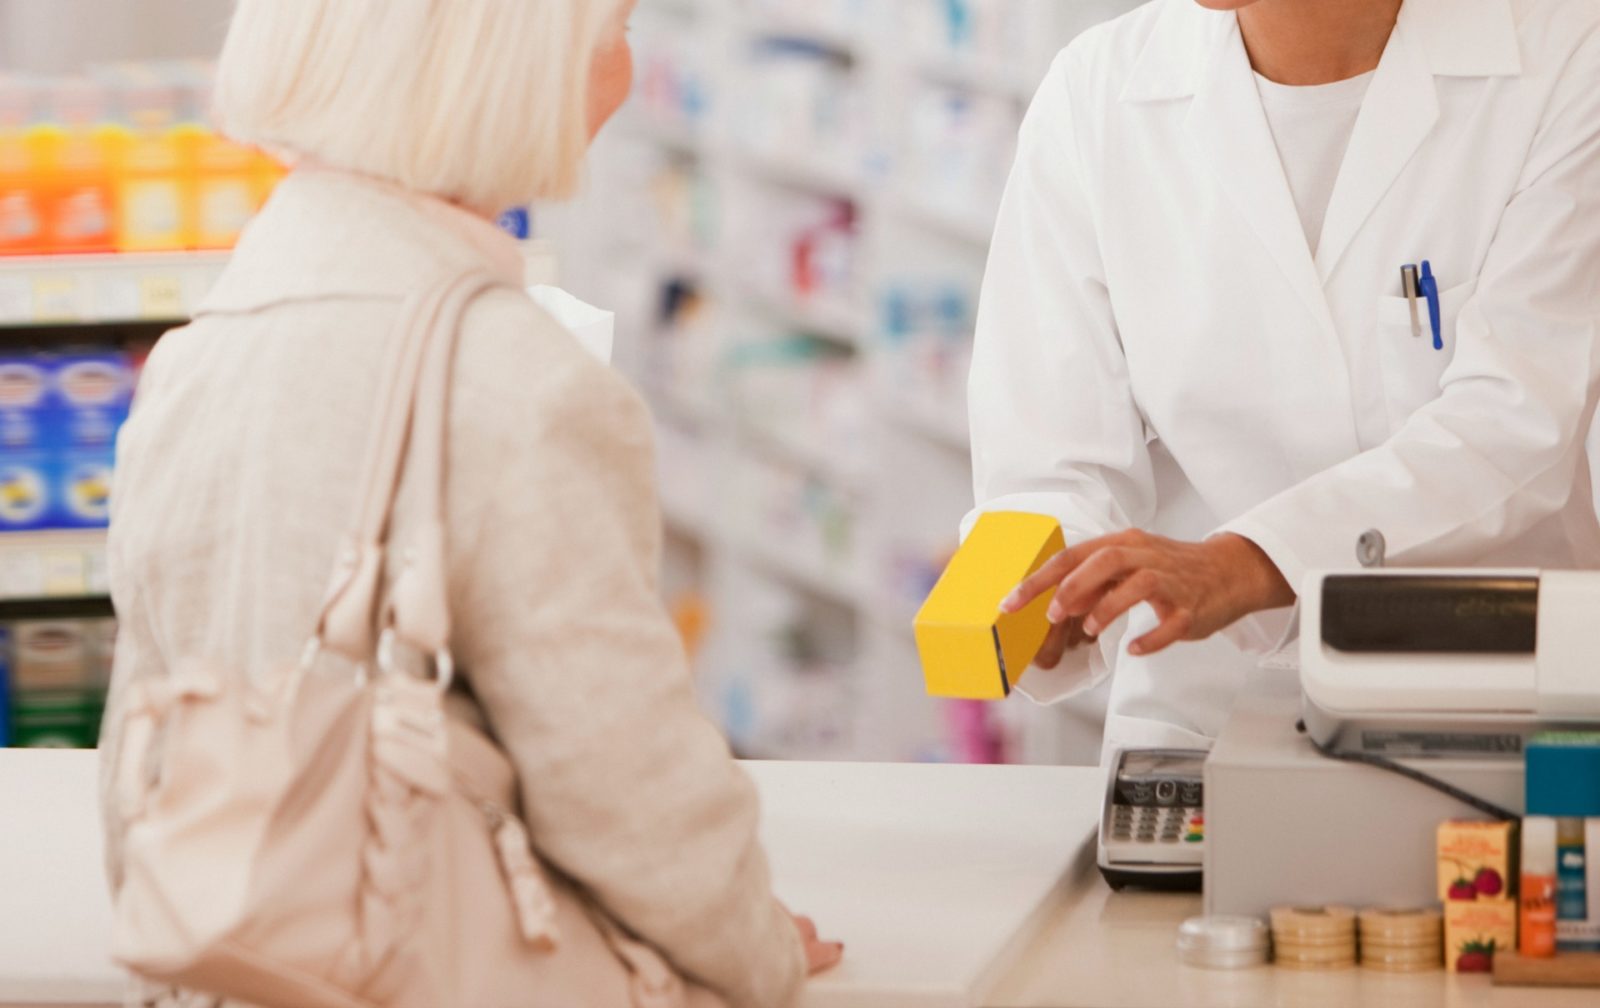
[106,273,691,1008]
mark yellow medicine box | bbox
[914,511,1064,700]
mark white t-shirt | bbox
[1254,70,1375,253]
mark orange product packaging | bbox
[0,80,49,256]
[104,73,189,252]
[35,81,116,253]
[184,125,257,250]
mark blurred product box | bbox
[13,620,94,691]
[0,349,132,531]
[50,351,132,528]
[4,616,114,749]
[1444,899,1517,973]
[0,626,9,747]
[0,77,50,256]
[9,687,104,749]
[0,63,283,258]
[1438,820,1515,902]
[0,355,56,531]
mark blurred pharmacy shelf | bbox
[0,252,227,327]
[0,529,108,600]
[887,192,1000,249]
[542,0,1136,765]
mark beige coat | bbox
[99,169,807,1008]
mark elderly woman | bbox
[98,1,837,1006]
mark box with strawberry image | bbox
[1438,820,1519,972]
[1444,902,1517,973]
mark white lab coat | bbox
[968,0,1600,758]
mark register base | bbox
[1204,668,1522,918]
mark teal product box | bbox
[1527,732,1600,817]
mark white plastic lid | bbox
[1524,816,1557,875]
[1177,915,1271,952]
[1177,916,1270,970]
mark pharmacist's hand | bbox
[1033,615,1096,670]
[1001,531,1294,657]
[791,911,844,975]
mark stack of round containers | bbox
[1270,906,1357,970]
[1357,908,1443,972]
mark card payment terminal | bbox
[1096,748,1207,891]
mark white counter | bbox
[747,760,1103,1008]
[2,751,1596,1008]
[0,751,1101,1008]
[0,749,118,1007]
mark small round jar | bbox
[1177,915,1271,970]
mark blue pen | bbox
[1419,260,1443,350]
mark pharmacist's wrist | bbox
[1209,533,1294,619]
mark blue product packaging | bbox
[50,351,133,451]
[48,352,132,529]
[0,356,54,532]
[1558,820,1588,919]
[55,451,115,528]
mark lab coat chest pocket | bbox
[1375,281,1476,426]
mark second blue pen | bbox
[1419,260,1443,351]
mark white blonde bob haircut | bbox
[214,0,625,213]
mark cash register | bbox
[1206,546,1600,917]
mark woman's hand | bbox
[791,912,843,975]
[1001,530,1294,658]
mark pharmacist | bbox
[972,0,1600,757]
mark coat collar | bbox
[1120,0,1521,104]
[197,168,524,316]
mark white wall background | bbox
[0,0,231,72]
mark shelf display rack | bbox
[542,0,1139,764]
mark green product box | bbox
[9,687,106,748]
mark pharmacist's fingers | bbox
[1000,556,1070,614]
[1048,547,1147,623]
[1068,616,1094,646]
[1129,599,1194,657]
[1000,538,1107,615]
[1034,621,1071,669]
[1083,570,1159,638]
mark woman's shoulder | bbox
[451,287,650,452]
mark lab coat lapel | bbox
[1314,17,1439,280]
[1183,18,1329,329]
